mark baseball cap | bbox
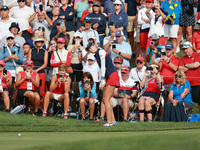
[145,0,153,3]
[115,30,124,37]
[121,66,129,74]
[88,0,95,2]
[84,17,92,22]
[34,37,44,42]
[87,54,95,60]
[151,34,159,41]
[165,43,174,50]
[136,56,145,62]
[9,22,20,32]
[6,33,14,39]
[0,6,9,10]
[182,41,192,49]
[57,37,65,43]
[114,59,122,64]
[38,26,45,32]
[74,31,83,38]
[93,1,100,7]
[25,60,34,66]
[197,19,200,24]
[86,42,95,51]
[113,0,122,5]
[87,32,96,40]
[0,60,5,66]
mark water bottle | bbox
[76,111,79,119]
[10,105,26,114]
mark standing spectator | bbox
[28,37,48,109]
[177,0,198,53]
[50,37,71,74]
[192,19,200,53]
[162,0,182,54]
[137,0,153,58]
[108,0,128,37]
[80,0,94,23]
[9,0,34,42]
[59,0,75,45]
[0,22,25,48]
[179,41,200,111]
[15,60,40,115]
[107,30,132,67]
[0,6,19,41]
[129,56,146,83]
[0,60,12,112]
[74,0,89,30]
[29,9,53,42]
[125,0,139,53]
[87,1,106,47]
[50,6,60,23]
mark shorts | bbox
[164,24,179,38]
[0,88,10,97]
[44,69,53,82]
[17,89,36,98]
[53,93,63,100]
[69,63,83,82]
[141,91,160,102]
[140,31,149,48]
[111,97,134,108]
[127,16,137,32]
[105,71,120,87]
[191,85,200,104]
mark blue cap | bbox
[84,17,92,22]
[165,43,173,50]
[86,42,95,51]
[115,30,124,37]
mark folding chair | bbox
[52,99,64,117]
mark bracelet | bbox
[119,52,121,55]
[167,61,170,64]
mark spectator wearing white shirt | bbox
[9,0,34,42]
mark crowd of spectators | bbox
[0,0,200,124]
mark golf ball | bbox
[18,133,21,136]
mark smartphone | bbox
[3,69,7,75]
[162,52,166,55]
[157,47,162,52]
[112,45,116,49]
[12,51,15,55]
[113,40,118,44]
[60,74,64,78]
[50,43,54,47]
[150,41,154,46]
[39,5,43,12]
[147,66,153,71]
[60,21,64,27]
[109,22,114,26]
[34,6,37,10]
[26,70,30,76]
[86,80,89,85]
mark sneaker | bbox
[42,112,47,117]
[123,119,128,122]
[176,46,180,53]
[32,112,39,116]
[63,114,68,119]
[112,121,117,125]
[99,117,104,121]
[103,122,113,127]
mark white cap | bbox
[34,38,44,42]
[87,54,95,60]
[74,31,83,38]
[182,41,192,49]
[6,33,14,39]
[113,0,122,5]
[87,32,96,40]
[197,19,200,24]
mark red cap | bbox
[136,56,145,62]
[25,60,34,66]
[114,59,122,64]
[0,60,5,66]
[57,37,65,43]
[88,0,94,2]
[145,0,153,3]
[121,66,129,74]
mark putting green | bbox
[1,129,200,150]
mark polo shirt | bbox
[76,1,89,18]
[83,63,100,82]
[110,41,132,67]
[9,5,34,31]
[125,0,137,16]
[160,55,180,84]
[179,51,200,86]
[129,66,146,82]
[118,78,138,95]
[146,44,162,64]
[191,31,200,50]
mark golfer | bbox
[86,42,120,126]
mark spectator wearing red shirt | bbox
[179,41,200,111]
[0,60,12,112]
[192,20,200,53]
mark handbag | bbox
[6,46,24,74]
[55,50,73,74]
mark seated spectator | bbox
[108,0,128,37]
[0,22,25,48]
[192,19,200,53]
[113,56,123,79]
[79,72,96,120]
[112,66,137,121]
[80,0,94,23]
[129,56,146,83]
[29,8,53,41]
[0,60,12,112]
[146,33,162,64]
[138,63,163,122]
[50,37,71,75]
[164,70,193,122]
[108,30,132,67]
[15,60,40,115]
[42,64,71,119]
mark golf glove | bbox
[101,77,106,87]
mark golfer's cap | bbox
[25,60,34,66]
[121,66,129,74]
[182,41,192,49]
[57,37,65,43]
[0,60,5,66]
[165,43,174,50]
[34,37,44,42]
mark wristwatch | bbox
[119,52,121,55]
[167,61,170,64]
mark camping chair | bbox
[53,99,64,117]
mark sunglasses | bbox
[175,75,182,78]
[114,4,121,6]
[18,0,26,2]
[136,61,142,64]
[1,6,8,9]
[88,2,93,4]
[0,65,4,67]
[114,62,122,64]
[7,37,14,40]
[26,62,33,65]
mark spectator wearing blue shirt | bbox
[87,1,106,47]
[146,34,162,64]
[108,30,132,67]
[108,0,128,37]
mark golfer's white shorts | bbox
[164,24,179,38]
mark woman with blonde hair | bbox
[164,70,193,122]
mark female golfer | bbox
[86,42,120,126]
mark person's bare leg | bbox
[89,98,95,119]
[100,102,106,119]
[138,97,145,121]
[34,93,40,112]
[177,25,183,52]
[145,98,156,121]
[2,91,10,110]
[79,98,86,118]
[186,26,193,42]
[122,98,129,120]
[171,38,177,54]
[128,31,134,53]
[43,91,53,113]
[63,92,70,114]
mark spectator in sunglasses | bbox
[113,56,123,79]
[164,70,193,122]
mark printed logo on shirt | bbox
[119,17,122,20]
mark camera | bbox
[12,51,15,55]
[109,22,114,26]
[50,43,54,47]
[26,70,31,77]
[60,21,64,26]
[150,41,154,46]
[146,66,153,71]
[85,80,89,85]
[112,45,116,49]
[162,52,166,55]
[113,40,118,44]
[39,5,43,12]
[3,69,7,75]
